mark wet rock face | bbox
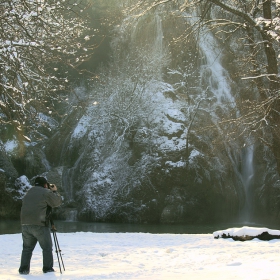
[0,169,21,219]
[0,150,18,182]
[0,150,21,219]
[1,4,279,224]
[1,12,240,223]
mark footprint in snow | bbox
[227,262,242,266]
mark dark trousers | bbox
[19,225,53,272]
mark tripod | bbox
[50,220,65,274]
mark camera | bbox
[47,183,55,189]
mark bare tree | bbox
[124,0,280,173]
[0,0,96,138]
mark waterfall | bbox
[127,11,169,80]
[184,10,235,105]
[240,145,255,222]
[62,168,74,202]
[65,209,78,222]
[62,151,84,203]
[68,5,260,223]
[154,14,164,55]
[198,32,235,105]
[186,9,256,222]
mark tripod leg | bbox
[52,231,62,274]
[53,231,65,271]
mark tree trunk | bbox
[261,0,280,174]
[208,0,280,174]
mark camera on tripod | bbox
[47,183,55,190]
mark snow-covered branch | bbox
[0,0,95,134]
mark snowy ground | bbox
[1,230,280,280]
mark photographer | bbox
[19,176,62,275]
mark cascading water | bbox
[186,9,255,222]
[126,8,257,222]
[65,209,78,222]
[197,29,235,105]
[154,14,164,56]
[240,145,255,222]
[185,10,235,105]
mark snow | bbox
[189,149,200,163]
[2,228,280,279]
[142,82,188,152]
[37,113,58,129]
[165,160,185,168]
[71,114,91,140]
[15,176,32,199]
[214,226,280,238]
[4,139,18,153]
[6,175,32,200]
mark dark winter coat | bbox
[20,186,62,226]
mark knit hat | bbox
[34,176,48,187]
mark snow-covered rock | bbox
[213,226,280,241]
[6,175,32,200]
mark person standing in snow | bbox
[18,176,62,275]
